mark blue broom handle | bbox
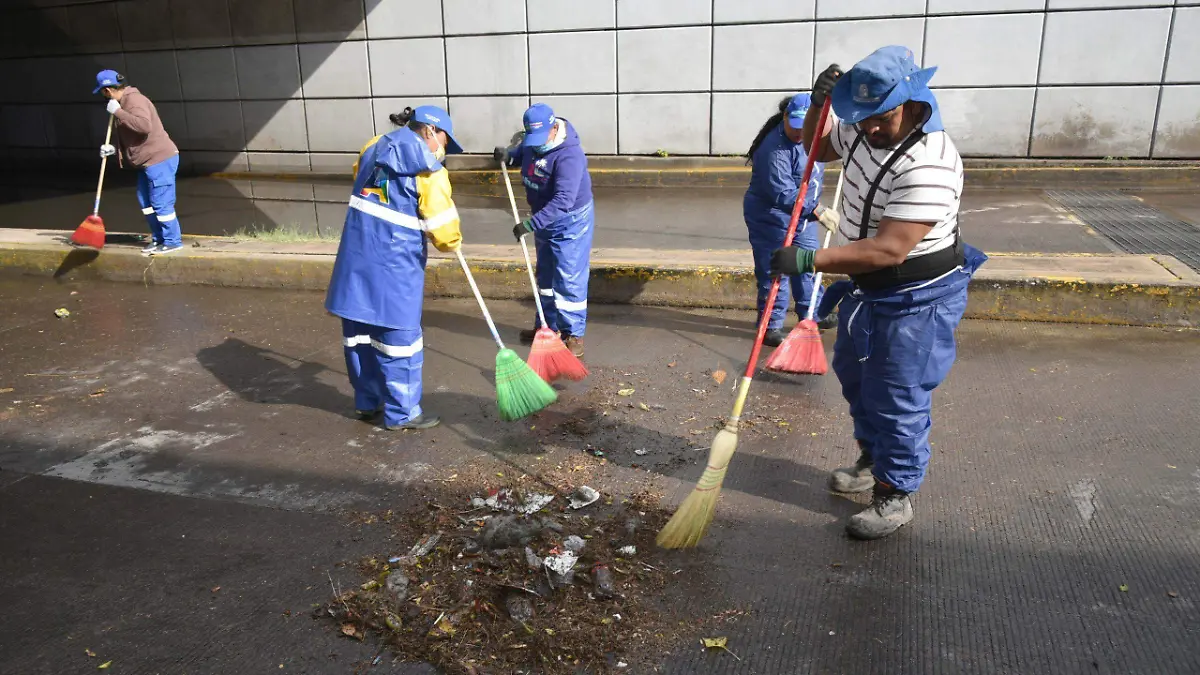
[499,159,550,329]
[455,248,506,349]
[804,169,844,321]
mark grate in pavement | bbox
[1044,189,1200,272]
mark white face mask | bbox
[428,129,446,160]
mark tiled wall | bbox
[1,0,1198,171]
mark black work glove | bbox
[811,63,842,107]
[493,146,507,163]
[513,218,534,241]
[769,246,816,277]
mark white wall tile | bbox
[299,41,371,97]
[934,87,1036,156]
[305,99,376,151]
[369,38,447,97]
[618,27,711,93]
[618,93,711,154]
[1165,8,1200,82]
[1153,85,1200,157]
[530,32,616,94]
[235,45,303,100]
[924,14,1043,86]
[178,49,240,101]
[445,35,529,95]
[184,101,246,151]
[248,152,312,171]
[443,0,526,34]
[371,97,449,136]
[813,18,925,80]
[528,0,615,31]
[1047,0,1167,8]
[927,0,1045,13]
[816,0,925,18]
[1039,9,1172,84]
[294,0,365,42]
[713,23,815,91]
[534,94,618,154]
[711,91,793,155]
[365,0,443,38]
[1031,86,1159,157]
[189,151,249,172]
[242,100,309,151]
[617,0,710,27]
[124,51,182,102]
[447,96,529,153]
[714,0,816,23]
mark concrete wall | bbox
[1,0,1198,171]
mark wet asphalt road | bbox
[2,277,1199,674]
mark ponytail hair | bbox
[389,106,433,134]
[745,96,791,165]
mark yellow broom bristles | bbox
[656,423,740,549]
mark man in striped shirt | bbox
[771,46,988,540]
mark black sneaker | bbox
[385,413,441,431]
[846,483,914,540]
[354,407,382,421]
[763,329,786,347]
[141,243,160,256]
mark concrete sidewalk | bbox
[1,228,1198,328]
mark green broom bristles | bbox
[495,348,557,421]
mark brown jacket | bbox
[112,87,178,169]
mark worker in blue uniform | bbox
[773,47,987,540]
[743,93,836,346]
[493,103,594,358]
[325,106,464,431]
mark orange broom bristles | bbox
[765,319,827,375]
[527,327,589,383]
[70,214,106,250]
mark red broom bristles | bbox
[765,319,827,375]
[70,215,106,249]
[526,327,589,383]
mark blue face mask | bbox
[532,120,564,155]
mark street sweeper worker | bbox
[770,46,987,541]
[325,105,464,431]
[93,69,183,256]
[493,103,594,358]
[743,93,838,347]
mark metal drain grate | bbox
[1044,189,1200,272]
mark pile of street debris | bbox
[317,484,692,673]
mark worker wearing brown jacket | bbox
[93,69,183,256]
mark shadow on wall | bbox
[0,0,370,236]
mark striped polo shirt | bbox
[828,117,963,259]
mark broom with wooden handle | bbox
[657,97,833,549]
[500,159,588,382]
[70,114,115,249]
[765,168,845,375]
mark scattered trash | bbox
[0,388,12,394]
[485,489,555,515]
[387,556,403,564]
[89,388,106,398]
[523,546,543,570]
[372,655,383,666]
[407,532,442,559]
[428,613,456,639]
[85,649,96,657]
[1119,584,1129,593]
[505,591,534,623]
[711,370,727,385]
[586,447,605,458]
[478,515,546,550]
[98,661,113,670]
[592,564,617,599]
[211,586,221,593]
[563,535,586,553]
[637,402,650,411]
[569,486,600,509]
[634,448,649,456]
[1168,591,1179,598]
[617,545,637,556]
[701,637,740,660]
[617,388,635,397]
[385,571,409,601]
[54,308,70,319]
[342,623,360,638]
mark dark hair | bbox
[110,72,128,89]
[745,96,791,165]
[389,107,433,134]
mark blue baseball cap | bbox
[412,105,463,154]
[93,69,121,94]
[521,103,556,147]
[785,93,812,125]
[830,46,942,131]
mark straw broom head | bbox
[656,421,740,549]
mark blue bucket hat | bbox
[412,105,463,154]
[521,103,556,148]
[830,46,943,133]
[93,69,121,94]
[784,93,812,127]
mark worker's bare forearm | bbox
[814,239,909,275]
[801,104,838,162]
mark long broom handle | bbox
[93,115,115,216]
[455,248,506,350]
[803,169,845,321]
[499,158,550,329]
[741,97,833,381]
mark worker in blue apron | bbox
[743,93,833,346]
[494,103,594,358]
[325,105,463,431]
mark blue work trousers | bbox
[341,319,424,427]
[534,201,594,337]
[136,155,182,247]
[747,214,823,331]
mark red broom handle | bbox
[741,96,833,379]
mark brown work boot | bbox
[562,335,584,358]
